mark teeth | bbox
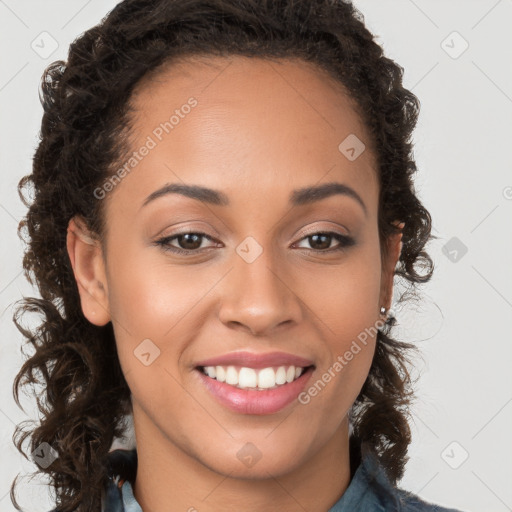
[201,365,307,390]
[226,366,238,385]
[216,366,226,382]
[275,366,286,385]
[238,367,257,388]
[257,367,276,389]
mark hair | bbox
[11,0,435,510]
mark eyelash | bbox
[154,231,355,256]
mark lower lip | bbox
[196,367,314,415]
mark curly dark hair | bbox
[11,0,434,510]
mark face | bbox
[68,56,402,479]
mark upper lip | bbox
[195,351,315,369]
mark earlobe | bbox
[66,216,111,326]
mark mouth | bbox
[193,350,316,414]
[197,364,313,391]
[194,359,315,415]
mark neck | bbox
[132,405,353,512]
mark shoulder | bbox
[395,487,465,512]
[354,444,466,512]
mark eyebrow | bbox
[142,181,367,216]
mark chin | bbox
[197,443,310,480]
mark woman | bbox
[11,0,464,511]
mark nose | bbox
[218,247,303,337]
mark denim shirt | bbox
[50,444,464,512]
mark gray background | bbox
[1,1,511,511]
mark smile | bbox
[199,364,309,390]
[195,366,315,415]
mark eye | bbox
[293,232,355,252]
[154,232,219,255]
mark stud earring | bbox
[378,306,389,332]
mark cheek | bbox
[298,270,380,431]
[107,247,206,338]
[301,244,382,339]
[104,241,209,384]
[300,244,382,394]
[106,258,203,414]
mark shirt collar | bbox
[327,441,399,511]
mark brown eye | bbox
[307,233,332,250]
[175,233,203,250]
[155,232,218,255]
[295,232,355,252]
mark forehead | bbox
[108,55,378,216]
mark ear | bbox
[66,216,111,326]
[379,221,405,316]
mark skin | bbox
[66,56,403,512]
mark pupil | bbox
[310,234,330,250]
[180,233,201,250]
